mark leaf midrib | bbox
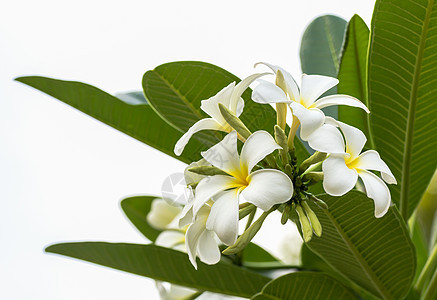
[324,16,340,70]
[399,0,435,219]
[323,207,393,300]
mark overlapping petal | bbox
[241,169,293,211]
[200,82,235,123]
[147,199,182,230]
[230,73,268,113]
[323,154,358,196]
[174,118,224,156]
[331,118,367,159]
[201,130,240,173]
[307,124,346,154]
[355,150,397,184]
[290,102,325,140]
[196,230,221,265]
[300,74,338,107]
[240,130,281,173]
[193,175,237,214]
[252,80,290,104]
[358,170,391,218]
[314,94,370,112]
[206,190,239,245]
[254,62,300,99]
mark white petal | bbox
[184,159,210,186]
[167,284,197,299]
[201,131,240,173]
[155,230,185,251]
[178,201,194,228]
[322,154,358,196]
[307,124,346,154]
[236,97,245,117]
[147,199,182,230]
[355,150,397,184]
[314,94,370,113]
[290,102,325,141]
[300,74,338,107]
[358,170,391,218]
[336,121,367,159]
[206,190,239,245]
[254,62,300,100]
[240,130,281,173]
[230,73,269,112]
[185,218,206,269]
[241,169,293,211]
[193,175,236,214]
[197,230,221,265]
[174,118,224,156]
[200,82,235,123]
[252,80,290,104]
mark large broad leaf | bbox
[251,272,358,300]
[368,0,437,218]
[300,15,347,119]
[305,191,416,300]
[15,77,203,164]
[120,196,161,242]
[337,15,371,139]
[142,61,277,145]
[46,242,269,298]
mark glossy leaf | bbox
[306,191,416,300]
[300,15,347,119]
[15,77,204,164]
[251,272,358,300]
[337,15,371,138]
[46,242,269,298]
[120,196,161,242]
[368,0,437,218]
[142,61,277,146]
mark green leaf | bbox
[46,242,269,298]
[251,272,358,300]
[120,196,161,242]
[300,15,347,119]
[306,191,416,300]
[142,61,277,145]
[243,243,278,264]
[15,77,204,164]
[337,15,371,138]
[411,217,429,282]
[368,0,437,218]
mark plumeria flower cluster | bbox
[160,62,396,268]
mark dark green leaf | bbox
[306,191,416,299]
[142,61,277,146]
[15,77,204,164]
[251,272,358,300]
[337,15,371,137]
[243,243,278,263]
[368,0,437,218]
[120,196,161,242]
[300,15,347,119]
[46,242,269,298]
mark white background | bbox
[1,1,375,299]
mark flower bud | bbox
[302,201,322,237]
[295,204,313,242]
[275,125,289,165]
[299,151,327,173]
[218,103,252,139]
[187,165,228,176]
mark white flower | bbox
[147,198,183,231]
[174,73,267,156]
[251,62,369,140]
[309,118,397,217]
[155,281,197,300]
[193,130,294,246]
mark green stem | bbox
[416,244,437,292]
[423,268,437,300]
[245,209,256,231]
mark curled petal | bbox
[206,190,239,245]
[300,74,338,107]
[307,124,346,154]
[240,130,281,173]
[358,170,391,218]
[193,175,236,215]
[322,154,358,196]
[174,118,224,156]
[290,102,325,141]
[314,94,370,113]
[201,131,240,173]
[337,121,367,160]
[230,73,269,112]
[179,200,194,228]
[252,80,290,104]
[241,169,293,211]
[197,230,221,265]
[147,199,182,230]
[185,215,207,269]
[200,82,235,123]
[355,150,397,184]
[155,231,186,252]
[254,62,300,99]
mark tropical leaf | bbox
[142,61,277,146]
[300,15,347,119]
[337,15,371,138]
[15,77,203,164]
[46,242,269,298]
[368,0,437,218]
[305,191,416,300]
[251,272,358,300]
[120,196,161,242]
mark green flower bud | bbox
[302,201,322,237]
[218,103,252,139]
[295,204,313,242]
